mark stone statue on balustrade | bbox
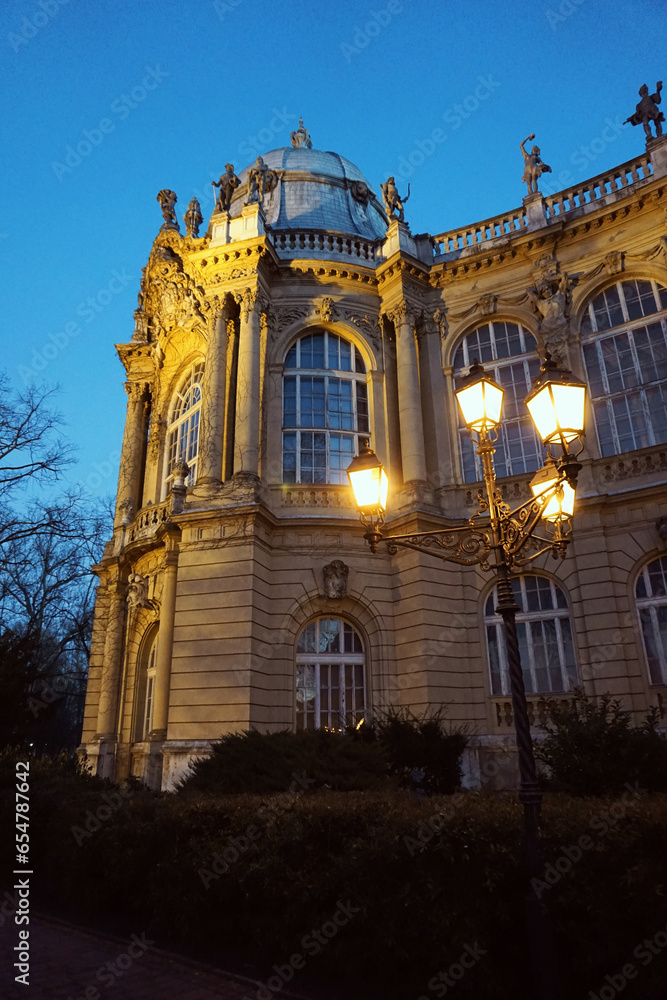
[527,273,572,362]
[244,156,282,207]
[183,197,203,237]
[290,117,312,149]
[520,135,551,195]
[212,163,240,213]
[380,176,410,223]
[624,82,664,140]
[156,189,178,228]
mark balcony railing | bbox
[271,230,377,263]
[433,152,654,259]
[127,499,171,544]
[495,695,574,730]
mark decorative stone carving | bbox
[144,243,209,336]
[340,309,381,350]
[603,250,625,275]
[118,497,135,526]
[478,293,497,316]
[290,118,312,149]
[520,135,551,194]
[624,81,664,140]
[269,305,309,341]
[124,380,149,402]
[244,156,282,207]
[527,272,572,362]
[171,457,190,487]
[323,560,349,599]
[212,164,240,213]
[235,287,262,321]
[156,189,178,228]
[126,572,152,609]
[381,176,410,223]
[349,180,370,206]
[183,197,203,238]
[315,297,336,324]
[433,306,447,340]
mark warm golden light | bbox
[526,356,586,448]
[530,461,575,521]
[346,441,388,513]
[455,360,504,432]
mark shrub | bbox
[368,706,469,794]
[535,689,667,795]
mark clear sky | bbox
[1,0,664,501]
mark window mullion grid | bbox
[596,338,622,456]
[627,330,656,449]
[338,663,345,730]
[553,617,567,691]
[650,605,667,684]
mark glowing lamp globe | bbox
[530,459,575,521]
[346,440,388,515]
[526,355,586,450]
[455,360,504,433]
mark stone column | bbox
[233,288,263,478]
[114,381,150,527]
[265,362,284,483]
[95,581,127,741]
[390,302,427,485]
[150,524,180,739]
[197,308,227,484]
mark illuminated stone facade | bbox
[80,135,667,790]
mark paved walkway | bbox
[0,915,316,1000]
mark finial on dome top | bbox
[290,117,312,149]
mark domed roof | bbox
[227,147,388,241]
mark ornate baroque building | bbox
[80,122,667,790]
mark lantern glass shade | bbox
[455,366,504,432]
[526,359,586,447]
[530,462,575,521]
[346,443,388,514]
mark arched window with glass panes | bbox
[283,331,368,485]
[134,628,158,741]
[295,618,365,731]
[164,363,204,495]
[636,556,667,686]
[581,279,667,456]
[453,322,543,482]
[484,576,578,697]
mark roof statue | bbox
[624,81,664,139]
[520,134,552,195]
[156,189,178,228]
[380,176,410,223]
[244,155,282,207]
[290,117,312,148]
[212,163,240,213]
[183,197,203,238]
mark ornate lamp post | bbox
[347,354,587,998]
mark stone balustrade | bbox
[544,153,653,219]
[495,695,574,730]
[271,230,377,263]
[432,208,528,256]
[127,498,171,543]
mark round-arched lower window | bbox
[636,556,667,685]
[581,279,667,456]
[295,617,365,730]
[484,576,577,696]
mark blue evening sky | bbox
[1,0,664,500]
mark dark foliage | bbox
[535,688,667,795]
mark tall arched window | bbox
[164,363,204,493]
[295,617,365,730]
[636,556,667,685]
[134,629,158,741]
[484,576,577,697]
[283,331,369,485]
[453,322,542,481]
[581,279,667,456]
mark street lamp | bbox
[347,353,587,999]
